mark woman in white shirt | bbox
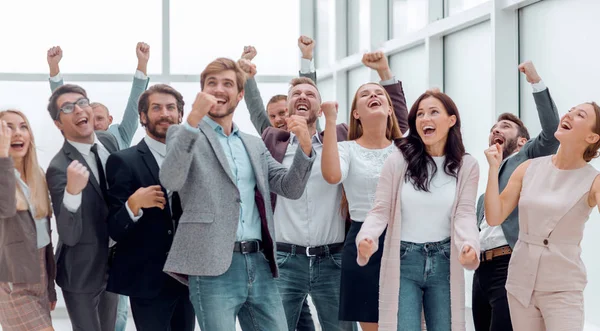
[321,76,403,330]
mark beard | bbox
[209,101,238,119]
[147,118,176,139]
[501,137,519,159]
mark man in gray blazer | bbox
[160,57,315,331]
[47,42,150,149]
[472,61,560,331]
[46,84,120,331]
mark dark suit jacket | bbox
[476,88,560,248]
[46,131,119,293]
[261,81,410,210]
[105,139,183,299]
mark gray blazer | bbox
[46,131,119,293]
[49,76,149,149]
[244,71,320,134]
[476,88,560,248]
[159,122,315,281]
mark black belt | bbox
[233,240,262,254]
[277,243,344,257]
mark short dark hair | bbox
[496,113,530,140]
[47,84,88,121]
[266,94,287,110]
[138,84,185,126]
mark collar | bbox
[203,116,239,137]
[67,133,100,156]
[289,132,322,145]
[144,135,166,157]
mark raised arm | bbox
[110,42,151,148]
[320,102,347,184]
[518,61,560,158]
[452,158,481,270]
[47,46,63,92]
[484,144,528,226]
[0,122,16,218]
[362,51,409,134]
[46,160,90,246]
[160,92,215,192]
[355,150,400,266]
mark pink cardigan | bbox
[356,149,481,331]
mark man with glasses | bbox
[46,84,120,331]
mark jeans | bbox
[188,251,287,331]
[114,295,128,331]
[297,298,316,331]
[398,238,451,331]
[276,248,355,331]
[472,253,513,331]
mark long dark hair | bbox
[395,90,465,192]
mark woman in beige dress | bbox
[0,110,57,331]
[484,101,600,331]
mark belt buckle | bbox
[240,241,254,254]
[306,246,316,257]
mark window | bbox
[389,0,428,38]
[389,45,428,109]
[315,0,335,68]
[347,0,371,56]
[445,0,489,16]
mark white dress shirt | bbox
[274,133,346,247]
[125,135,173,222]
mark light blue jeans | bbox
[398,238,451,331]
[188,252,287,331]
[115,295,128,331]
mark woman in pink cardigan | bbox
[356,90,480,331]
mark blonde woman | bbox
[0,110,56,331]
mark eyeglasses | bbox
[57,98,90,119]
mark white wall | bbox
[519,0,600,326]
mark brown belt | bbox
[480,245,512,262]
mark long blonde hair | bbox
[0,110,52,219]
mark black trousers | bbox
[129,276,195,331]
[472,253,513,331]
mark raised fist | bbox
[298,35,315,60]
[188,92,218,128]
[518,61,541,84]
[238,59,257,78]
[321,101,338,121]
[47,46,63,67]
[136,42,150,63]
[362,51,389,71]
[241,46,257,61]
[0,120,12,158]
[66,160,90,195]
[484,143,503,169]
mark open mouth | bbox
[10,141,25,150]
[368,99,382,108]
[295,103,309,113]
[492,135,505,145]
[422,125,436,136]
[75,117,89,126]
[216,97,228,105]
[560,121,572,130]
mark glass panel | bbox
[390,0,428,38]
[389,45,428,109]
[445,0,489,16]
[347,0,371,56]
[346,67,370,124]
[519,1,600,325]
[170,82,289,137]
[316,0,334,68]
[0,0,162,74]
[170,1,299,76]
[317,78,335,128]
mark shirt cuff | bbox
[125,200,143,222]
[531,80,547,93]
[300,58,315,74]
[380,76,397,86]
[63,189,81,213]
[134,70,148,80]
[183,121,199,132]
[49,73,63,82]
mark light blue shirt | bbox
[184,118,262,241]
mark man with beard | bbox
[258,52,409,331]
[104,84,195,331]
[159,58,316,331]
[472,61,560,331]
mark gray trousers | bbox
[63,286,119,331]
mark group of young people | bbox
[0,35,597,331]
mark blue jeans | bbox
[188,251,287,331]
[276,248,355,331]
[398,238,451,331]
[114,295,128,331]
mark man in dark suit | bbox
[104,84,195,331]
[46,84,120,331]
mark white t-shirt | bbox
[400,156,457,243]
[337,140,395,222]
